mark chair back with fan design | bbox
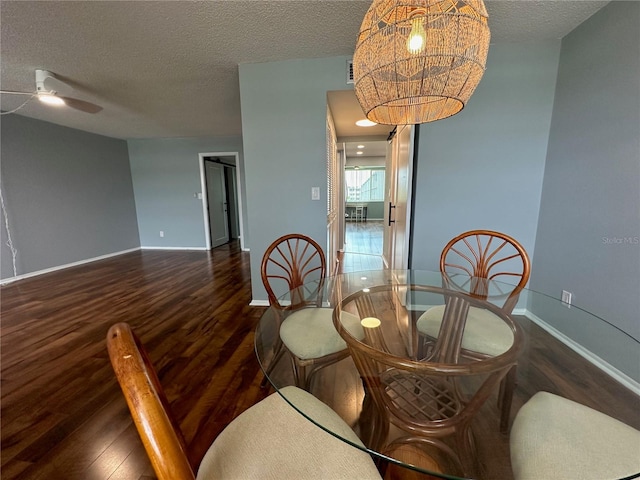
[261,233,327,310]
[440,230,530,313]
[259,234,366,389]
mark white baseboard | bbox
[1,246,214,285]
[523,309,640,396]
[249,299,321,307]
[0,247,140,285]
[140,246,207,251]
[250,299,270,307]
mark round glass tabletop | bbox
[255,270,639,480]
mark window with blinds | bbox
[326,107,341,271]
[326,108,339,222]
[344,168,385,202]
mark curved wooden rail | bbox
[107,322,196,480]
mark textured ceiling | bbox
[0,1,609,140]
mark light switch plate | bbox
[312,187,320,200]
[561,290,572,308]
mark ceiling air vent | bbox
[346,59,354,84]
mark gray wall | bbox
[410,42,561,275]
[531,2,639,360]
[365,201,384,220]
[345,156,386,167]
[239,56,354,302]
[127,136,246,249]
[0,114,139,280]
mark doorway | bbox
[198,152,244,250]
[206,161,229,248]
[327,90,392,273]
[342,141,387,272]
[327,89,414,273]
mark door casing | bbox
[198,152,245,250]
[384,125,415,271]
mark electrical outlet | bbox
[561,290,572,308]
[159,231,164,238]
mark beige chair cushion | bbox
[416,304,513,356]
[510,391,640,480]
[198,385,382,480]
[280,309,364,360]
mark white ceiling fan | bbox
[0,69,102,114]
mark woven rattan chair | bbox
[107,322,382,480]
[416,230,530,432]
[260,233,363,389]
[335,284,523,478]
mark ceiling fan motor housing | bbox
[35,69,58,94]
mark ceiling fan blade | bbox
[35,72,102,113]
[61,96,103,114]
[40,73,73,96]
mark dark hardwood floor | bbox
[1,242,270,480]
[1,239,638,480]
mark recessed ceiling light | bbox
[356,151,363,155]
[356,119,377,127]
[357,145,365,149]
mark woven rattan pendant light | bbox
[353,0,490,125]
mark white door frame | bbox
[198,151,246,250]
[385,125,415,271]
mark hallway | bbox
[342,220,384,273]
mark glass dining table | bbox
[254,270,640,480]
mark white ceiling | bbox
[1,1,609,140]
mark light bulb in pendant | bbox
[407,17,426,54]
